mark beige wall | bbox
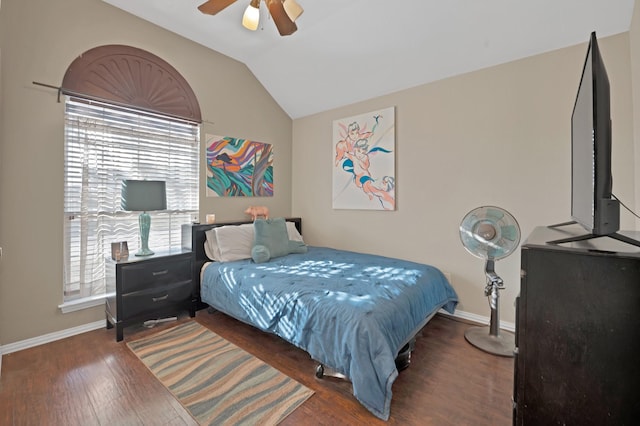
[632,0,640,220]
[292,33,637,325]
[0,0,4,355]
[0,0,292,345]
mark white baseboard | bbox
[439,308,516,333]
[0,320,104,355]
[0,309,514,356]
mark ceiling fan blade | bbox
[198,0,238,15]
[266,0,297,36]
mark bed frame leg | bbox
[395,338,416,371]
[314,363,347,380]
[315,364,324,378]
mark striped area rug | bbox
[127,321,314,425]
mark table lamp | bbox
[121,180,167,256]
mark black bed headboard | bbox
[181,217,302,310]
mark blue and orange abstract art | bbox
[332,106,395,210]
[206,134,274,197]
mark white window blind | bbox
[63,97,199,303]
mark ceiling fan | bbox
[198,0,303,36]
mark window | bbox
[62,97,199,306]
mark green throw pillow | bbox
[252,218,307,263]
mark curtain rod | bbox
[32,81,62,102]
[31,81,215,126]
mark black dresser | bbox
[514,225,640,425]
[105,249,194,341]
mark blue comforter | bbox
[200,246,458,420]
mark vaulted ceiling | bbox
[104,0,635,119]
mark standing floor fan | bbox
[459,206,521,357]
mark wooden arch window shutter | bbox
[61,44,201,123]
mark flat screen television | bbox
[572,31,618,235]
[549,32,639,248]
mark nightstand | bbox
[105,249,194,341]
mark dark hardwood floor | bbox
[0,312,513,425]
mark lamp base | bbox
[464,326,515,357]
[135,247,155,257]
[136,211,154,256]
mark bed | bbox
[183,217,458,420]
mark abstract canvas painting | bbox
[206,134,274,197]
[332,106,395,210]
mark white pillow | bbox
[214,224,254,262]
[203,220,304,262]
[286,221,304,242]
[204,229,222,261]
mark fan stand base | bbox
[464,326,515,357]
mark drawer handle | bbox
[152,269,169,276]
[152,294,169,302]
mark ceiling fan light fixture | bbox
[283,0,303,22]
[198,0,298,36]
[242,0,261,31]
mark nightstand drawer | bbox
[121,257,190,293]
[120,280,191,319]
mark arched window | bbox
[60,45,201,311]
